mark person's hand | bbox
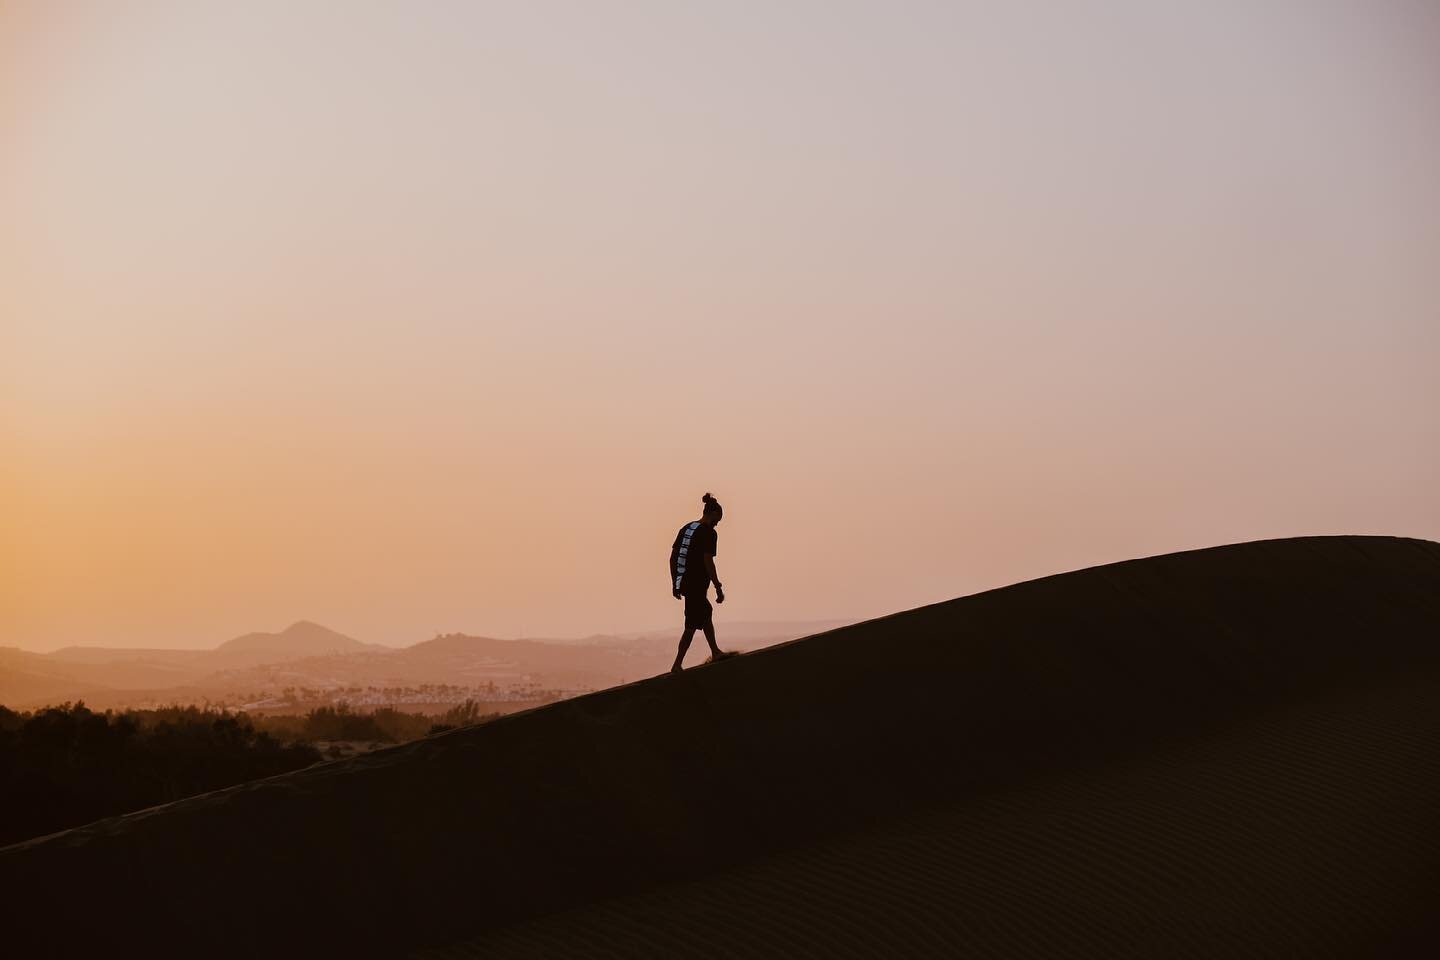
[715,588,726,604]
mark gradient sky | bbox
[3,1,1438,650]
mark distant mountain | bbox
[0,622,377,708]
[45,647,209,666]
[38,647,212,691]
[0,648,115,708]
[0,650,115,711]
[0,667,111,710]
[211,620,371,667]
[3,620,851,711]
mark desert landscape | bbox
[6,3,1436,956]
[0,619,850,714]
[4,536,1436,957]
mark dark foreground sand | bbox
[3,536,1438,958]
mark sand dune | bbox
[426,674,1435,959]
[2,536,1437,958]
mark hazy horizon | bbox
[5,1,1438,652]
[23,615,857,653]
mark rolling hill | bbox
[0,621,378,708]
[3,621,843,711]
[207,619,370,664]
[2,536,1437,958]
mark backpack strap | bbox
[673,521,702,592]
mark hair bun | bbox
[702,492,714,504]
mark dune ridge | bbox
[2,535,1437,958]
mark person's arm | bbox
[705,554,724,603]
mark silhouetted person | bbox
[670,492,728,672]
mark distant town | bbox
[2,620,851,715]
[225,682,588,716]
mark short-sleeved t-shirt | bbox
[671,521,718,593]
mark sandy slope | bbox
[2,536,1437,959]
[424,675,1436,959]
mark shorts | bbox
[683,587,713,630]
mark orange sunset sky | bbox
[3,1,1438,651]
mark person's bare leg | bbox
[671,627,697,673]
[702,623,723,659]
